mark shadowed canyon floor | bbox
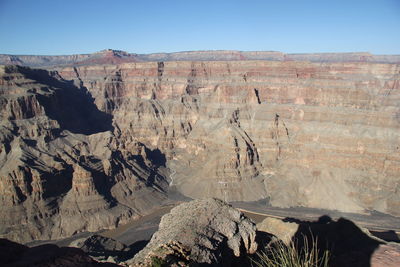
[0,50,399,245]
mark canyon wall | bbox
[0,65,168,243]
[55,60,400,215]
[1,56,399,243]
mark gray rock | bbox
[129,198,258,266]
[69,234,151,264]
[79,234,130,262]
[257,217,299,245]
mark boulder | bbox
[257,217,298,245]
[371,243,400,267]
[76,234,132,262]
[129,198,258,266]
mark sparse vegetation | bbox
[150,256,167,267]
[251,236,330,267]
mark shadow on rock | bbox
[284,216,384,267]
[17,66,114,135]
[146,148,166,167]
[0,238,119,266]
[129,239,150,257]
[255,230,275,249]
[369,230,400,243]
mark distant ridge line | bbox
[1,49,399,67]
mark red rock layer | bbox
[0,65,167,243]
[56,60,400,215]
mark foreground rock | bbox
[130,198,258,266]
[256,215,400,267]
[70,234,135,263]
[0,238,115,266]
[1,207,399,267]
[257,217,299,245]
[371,243,400,267]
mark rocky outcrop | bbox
[1,212,399,267]
[71,234,134,263]
[257,217,299,245]
[130,198,258,266]
[0,65,168,243]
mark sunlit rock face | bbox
[56,60,400,215]
[0,65,168,243]
[1,54,399,242]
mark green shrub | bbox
[150,256,167,267]
[251,236,330,267]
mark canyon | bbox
[0,50,399,243]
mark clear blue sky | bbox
[0,0,399,55]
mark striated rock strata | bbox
[54,59,400,215]
[0,65,168,243]
[1,53,400,242]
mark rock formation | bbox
[54,59,400,215]
[257,217,299,245]
[3,200,399,267]
[71,234,134,263]
[1,50,400,243]
[1,200,399,266]
[0,65,168,243]
[130,198,258,266]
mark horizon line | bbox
[2,49,400,57]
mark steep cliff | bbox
[1,55,399,243]
[55,60,400,215]
[0,65,168,243]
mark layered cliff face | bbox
[0,65,168,243]
[55,60,400,216]
[1,57,399,243]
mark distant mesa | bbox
[0,49,399,67]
